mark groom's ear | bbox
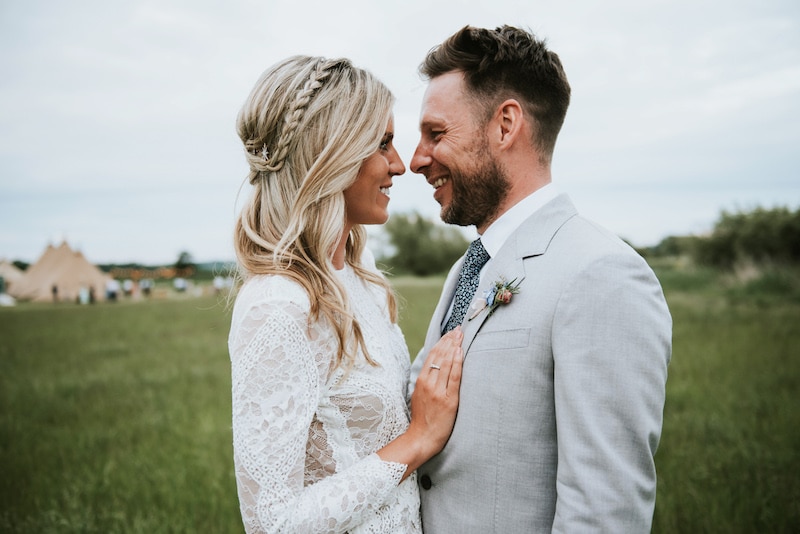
[489,99,524,152]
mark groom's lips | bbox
[428,174,449,189]
[431,177,448,189]
[430,176,450,205]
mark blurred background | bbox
[1,1,799,532]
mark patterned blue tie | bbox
[442,238,490,334]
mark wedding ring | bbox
[429,364,441,370]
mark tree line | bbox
[13,207,790,279]
[644,205,800,269]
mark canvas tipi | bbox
[9,241,112,303]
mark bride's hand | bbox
[408,327,464,456]
[377,328,462,477]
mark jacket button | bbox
[420,474,432,490]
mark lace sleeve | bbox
[229,278,407,534]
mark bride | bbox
[228,55,463,533]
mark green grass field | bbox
[1,266,798,532]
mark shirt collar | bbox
[479,183,559,258]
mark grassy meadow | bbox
[1,264,799,532]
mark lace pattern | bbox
[229,251,420,533]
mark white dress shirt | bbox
[441,183,559,328]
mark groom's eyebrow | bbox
[419,118,446,135]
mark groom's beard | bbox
[442,141,510,229]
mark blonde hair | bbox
[234,55,398,369]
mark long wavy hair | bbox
[234,55,398,369]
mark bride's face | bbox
[343,116,405,227]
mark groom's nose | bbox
[410,140,432,176]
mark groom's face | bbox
[411,71,509,232]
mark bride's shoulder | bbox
[233,274,311,316]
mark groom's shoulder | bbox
[549,210,631,254]
[515,210,646,281]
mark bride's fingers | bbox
[429,328,462,388]
[445,342,463,391]
[434,336,456,385]
[422,329,457,374]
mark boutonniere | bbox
[468,277,524,321]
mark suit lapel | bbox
[461,194,578,355]
[421,193,578,358]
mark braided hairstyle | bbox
[234,55,398,369]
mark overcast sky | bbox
[1,0,798,265]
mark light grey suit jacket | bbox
[409,194,672,533]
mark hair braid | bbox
[260,60,334,174]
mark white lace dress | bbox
[228,255,421,534]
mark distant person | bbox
[122,279,134,297]
[140,279,152,297]
[227,55,463,533]
[407,25,673,532]
[51,284,58,303]
[105,279,119,301]
[173,277,187,292]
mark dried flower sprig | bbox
[468,277,524,321]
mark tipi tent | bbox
[8,242,112,303]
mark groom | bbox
[408,25,672,532]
